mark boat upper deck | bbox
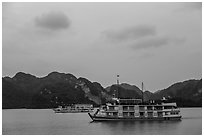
[107,98,178,108]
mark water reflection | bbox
[90,120,182,135]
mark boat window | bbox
[164,106,173,109]
[113,112,118,116]
[123,106,128,110]
[154,106,163,110]
[129,106,134,110]
[109,106,115,110]
[147,106,153,110]
[148,112,153,117]
[170,112,179,115]
[123,112,128,117]
[139,106,145,111]
[129,112,134,117]
[139,112,144,116]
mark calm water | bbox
[2,108,202,135]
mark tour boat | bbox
[88,98,182,121]
[88,75,182,121]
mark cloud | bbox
[35,11,70,31]
[130,37,185,50]
[131,37,168,50]
[100,25,185,51]
[102,25,156,43]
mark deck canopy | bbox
[118,99,142,105]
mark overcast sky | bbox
[2,2,202,92]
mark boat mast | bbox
[117,75,119,99]
[142,82,144,103]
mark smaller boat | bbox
[53,104,94,113]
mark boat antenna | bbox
[142,82,144,103]
[117,75,119,99]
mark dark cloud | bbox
[130,37,185,50]
[35,11,70,30]
[102,25,186,51]
[103,25,156,42]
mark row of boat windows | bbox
[105,106,177,111]
[106,111,179,117]
[76,107,93,109]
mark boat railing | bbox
[153,108,163,110]
[162,108,180,112]
[123,107,135,111]
[123,110,135,112]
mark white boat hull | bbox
[88,113,182,121]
